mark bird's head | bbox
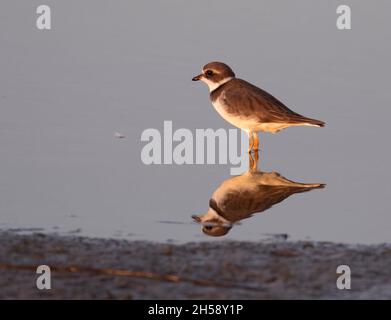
[192,62,235,92]
[191,210,233,237]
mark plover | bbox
[192,154,325,237]
[192,62,325,153]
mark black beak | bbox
[192,74,203,81]
[191,215,201,222]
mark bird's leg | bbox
[252,132,259,153]
[253,147,259,169]
[248,131,254,154]
[249,152,255,171]
[251,132,260,171]
[249,152,259,172]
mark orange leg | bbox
[250,132,260,172]
[249,152,259,172]
[248,132,254,154]
[253,147,259,166]
[252,132,259,153]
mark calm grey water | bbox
[1,1,390,243]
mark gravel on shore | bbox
[0,231,390,299]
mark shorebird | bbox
[192,155,325,237]
[192,62,325,153]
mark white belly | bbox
[211,97,313,134]
[212,98,260,133]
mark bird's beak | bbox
[192,74,203,81]
[191,215,201,223]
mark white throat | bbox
[202,76,234,92]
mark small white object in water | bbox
[114,132,126,139]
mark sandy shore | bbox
[0,231,390,299]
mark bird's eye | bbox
[204,226,213,231]
[205,70,213,76]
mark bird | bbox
[192,154,325,237]
[192,62,325,153]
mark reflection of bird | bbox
[192,161,324,237]
[192,62,325,153]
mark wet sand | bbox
[0,231,390,299]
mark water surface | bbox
[1,1,390,243]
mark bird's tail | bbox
[304,118,325,127]
[288,114,325,127]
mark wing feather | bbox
[221,79,324,126]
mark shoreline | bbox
[0,231,390,299]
